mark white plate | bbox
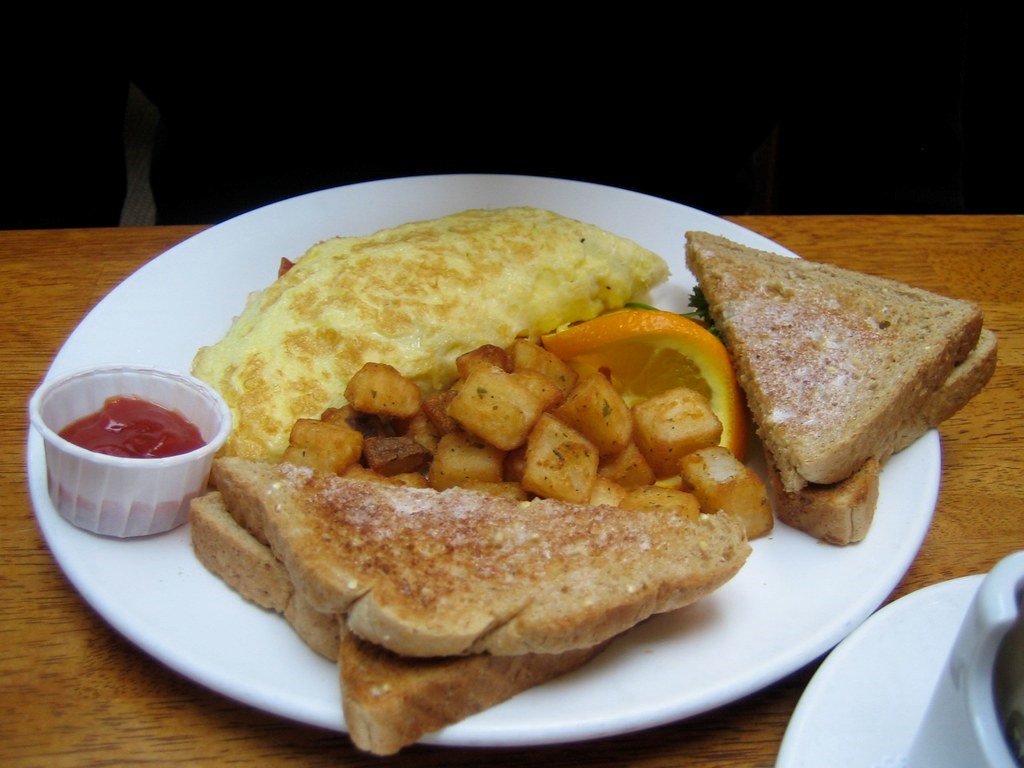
[776,576,983,767]
[26,174,940,747]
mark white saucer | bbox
[777,575,984,767]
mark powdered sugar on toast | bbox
[214,457,750,658]
[685,231,986,493]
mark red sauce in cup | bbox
[58,396,206,458]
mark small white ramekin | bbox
[29,364,231,538]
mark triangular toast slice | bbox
[685,231,990,495]
[189,491,606,755]
[211,456,750,658]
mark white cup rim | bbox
[28,364,232,467]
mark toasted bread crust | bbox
[890,327,997,453]
[190,492,292,612]
[190,491,340,659]
[189,488,610,754]
[769,455,880,545]
[686,231,988,492]
[211,457,750,658]
[340,629,607,755]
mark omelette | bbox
[192,207,670,461]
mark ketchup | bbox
[58,396,206,459]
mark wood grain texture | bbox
[2,217,1021,767]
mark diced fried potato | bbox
[421,388,460,435]
[503,445,527,484]
[283,337,773,526]
[402,410,442,453]
[321,404,393,438]
[428,430,506,491]
[362,435,431,476]
[679,445,774,539]
[319,405,349,425]
[341,464,430,488]
[511,368,566,411]
[520,413,599,504]
[283,418,363,475]
[618,485,701,519]
[632,387,723,478]
[344,362,422,419]
[508,338,579,393]
[598,441,657,488]
[554,372,633,456]
[456,344,512,379]
[589,476,628,507]
[446,364,545,451]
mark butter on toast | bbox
[211,456,750,659]
[189,491,604,755]
[685,231,993,494]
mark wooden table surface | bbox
[2,216,1021,767]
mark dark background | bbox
[4,9,1019,229]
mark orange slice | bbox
[541,308,749,459]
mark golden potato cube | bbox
[446,364,545,451]
[344,362,422,419]
[321,404,393,438]
[598,441,657,488]
[589,476,628,507]
[283,418,363,475]
[679,445,774,539]
[362,435,431,476]
[456,344,512,379]
[402,410,441,454]
[632,387,723,478]
[503,444,527,484]
[508,338,579,393]
[618,485,701,519]
[554,372,633,456]
[520,413,599,504]
[428,430,506,491]
[511,368,566,412]
[421,388,460,435]
[319,405,350,425]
